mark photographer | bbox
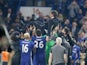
[59,27,76,65]
[59,27,75,47]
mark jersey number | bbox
[34,41,44,48]
[22,44,28,53]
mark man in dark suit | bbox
[48,10,59,36]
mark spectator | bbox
[67,1,80,21]
[80,18,87,33]
[71,22,79,38]
[48,37,67,65]
[7,8,12,18]
[44,15,50,30]
[25,16,31,25]
[81,0,87,16]
[33,9,40,20]
[62,19,72,29]
[80,17,87,26]
[58,13,63,22]
[1,48,10,65]
[77,9,83,22]
[77,31,87,45]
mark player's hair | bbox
[36,29,42,36]
[56,37,62,45]
[24,33,30,39]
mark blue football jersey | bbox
[34,36,46,54]
[32,36,46,65]
[20,40,34,65]
[72,45,80,61]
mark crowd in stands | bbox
[0,0,87,65]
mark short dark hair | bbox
[64,27,70,34]
[36,29,42,36]
[51,10,58,18]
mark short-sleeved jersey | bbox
[32,36,46,65]
[20,40,34,65]
[72,45,80,61]
[34,36,46,55]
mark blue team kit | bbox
[20,40,34,65]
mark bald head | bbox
[56,37,62,45]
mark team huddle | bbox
[19,28,81,65]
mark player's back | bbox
[20,40,34,62]
[34,36,46,55]
[32,29,46,65]
[33,36,46,65]
[72,45,80,60]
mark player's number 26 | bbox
[34,41,44,48]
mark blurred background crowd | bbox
[0,0,87,65]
